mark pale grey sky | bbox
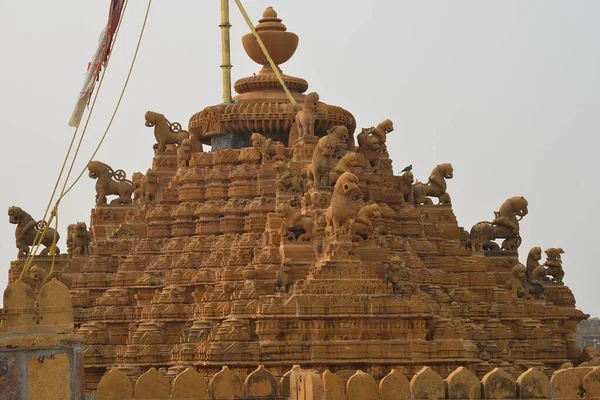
[0,1,598,315]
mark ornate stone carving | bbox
[275,261,292,293]
[273,161,303,194]
[387,256,408,294]
[71,222,90,257]
[468,196,529,252]
[307,135,337,187]
[505,263,527,298]
[329,151,359,186]
[8,206,59,257]
[87,161,133,206]
[356,128,381,168]
[350,202,382,241]
[177,138,192,168]
[412,163,454,205]
[325,172,361,236]
[368,119,394,153]
[145,111,190,153]
[295,92,319,138]
[251,132,288,162]
[276,203,316,241]
[544,247,565,283]
[394,171,415,204]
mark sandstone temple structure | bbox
[2,6,596,398]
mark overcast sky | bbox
[0,1,598,315]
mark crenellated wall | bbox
[93,364,600,400]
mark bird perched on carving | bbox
[401,164,412,173]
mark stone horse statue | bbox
[88,161,133,206]
[468,196,529,252]
[8,206,59,257]
[144,111,190,153]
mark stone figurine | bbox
[145,111,190,153]
[87,161,134,206]
[468,196,528,252]
[295,92,319,138]
[387,256,408,294]
[276,204,316,241]
[275,260,292,293]
[524,246,547,299]
[356,129,381,168]
[368,119,394,153]
[544,247,565,283]
[250,132,288,162]
[394,171,415,204]
[327,125,352,157]
[325,171,361,236]
[412,163,454,205]
[350,203,382,241]
[177,138,192,168]
[141,168,160,204]
[71,222,90,257]
[328,152,359,186]
[307,135,337,187]
[8,206,60,257]
[505,263,527,298]
[273,161,303,194]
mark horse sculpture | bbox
[145,111,190,153]
[8,206,60,257]
[412,163,454,205]
[88,161,133,206]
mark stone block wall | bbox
[0,339,84,400]
[0,278,84,399]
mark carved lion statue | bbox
[356,129,381,168]
[145,111,190,153]
[369,119,394,152]
[177,138,192,168]
[72,221,90,257]
[526,246,542,282]
[295,92,319,138]
[276,204,316,241]
[142,168,160,204]
[327,125,351,156]
[87,161,133,206]
[325,172,361,235]
[350,203,382,241]
[8,206,59,257]
[251,132,287,162]
[504,263,526,298]
[395,171,415,204]
[307,135,337,187]
[492,196,529,235]
[329,152,359,186]
[413,163,454,205]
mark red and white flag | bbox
[69,0,125,127]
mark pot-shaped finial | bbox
[242,7,299,70]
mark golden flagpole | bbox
[220,0,233,103]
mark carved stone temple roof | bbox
[3,6,592,395]
[188,7,356,147]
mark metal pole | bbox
[220,0,233,103]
